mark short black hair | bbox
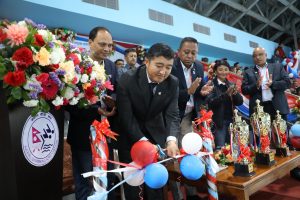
[114,59,124,64]
[89,27,111,41]
[146,43,174,60]
[234,62,239,67]
[124,48,137,56]
[179,37,198,49]
[201,57,209,62]
[214,59,230,71]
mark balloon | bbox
[282,60,287,66]
[182,132,203,154]
[123,162,145,186]
[291,136,300,148]
[291,124,300,137]
[144,163,168,189]
[130,141,157,167]
[180,155,205,180]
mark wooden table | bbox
[167,151,300,200]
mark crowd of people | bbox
[65,26,299,200]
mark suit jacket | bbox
[116,65,180,149]
[241,63,290,116]
[206,77,243,128]
[67,58,118,150]
[171,57,205,120]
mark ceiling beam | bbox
[229,0,259,26]
[269,31,284,41]
[220,0,286,33]
[277,0,300,18]
[204,0,221,17]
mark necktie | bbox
[149,82,158,95]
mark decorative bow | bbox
[92,118,118,142]
[237,145,252,163]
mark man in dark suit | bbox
[171,37,213,199]
[241,47,290,120]
[67,27,118,200]
[117,43,180,199]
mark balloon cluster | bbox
[124,141,168,189]
[290,124,300,149]
[282,50,300,78]
[179,132,205,180]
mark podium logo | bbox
[21,112,59,167]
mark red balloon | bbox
[291,136,300,148]
[130,141,157,167]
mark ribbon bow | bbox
[92,119,118,142]
[237,145,252,163]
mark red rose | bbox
[12,47,34,69]
[34,34,45,46]
[3,71,26,86]
[36,73,49,83]
[66,53,80,66]
[40,79,59,100]
[86,67,92,74]
[0,28,7,43]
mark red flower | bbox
[66,53,80,66]
[103,81,114,91]
[36,73,49,83]
[12,47,34,69]
[86,67,92,74]
[0,28,7,43]
[40,79,59,100]
[84,86,98,104]
[3,71,26,86]
[34,34,45,46]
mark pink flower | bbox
[5,24,28,47]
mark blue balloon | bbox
[282,60,287,66]
[291,124,300,137]
[180,155,205,180]
[289,54,293,59]
[144,163,168,189]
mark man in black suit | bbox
[241,47,290,120]
[67,27,118,200]
[116,43,180,199]
[171,37,213,199]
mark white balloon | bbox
[288,62,293,67]
[182,132,203,154]
[123,162,145,186]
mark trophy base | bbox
[233,163,255,177]
[255,152,275,166]
[275,147,289,157]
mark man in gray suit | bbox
[242,47,290,120]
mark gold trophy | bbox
[251,100,275,166]
[230,109,255,176]
[273,110,289,156]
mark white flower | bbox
[80,74,89,83]
[50,47,66,64]
[37,29,54,42]
[17,21,27,27]
[69,97,79,105]
[63,87,75,100]
[23,100,39,107]
[52,96,64,106]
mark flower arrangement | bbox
[214,144,234,166]
[52,28,76,42]
[136,45,146,65]
[0,18,112,115]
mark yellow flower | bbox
[83,83,91,90]
[59,61,75,83]
[34,47,50,66]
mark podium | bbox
[0,83,64,200]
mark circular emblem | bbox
[21,112,59,167]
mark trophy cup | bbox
[251,100,275,166]
[273,110,289,157]
[230,109,255,176]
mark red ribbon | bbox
[92,118,118,141]
[237,145,252,163]
[194,109,214,140]
[260,135,270,153]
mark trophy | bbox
[251,100,275,166]
[273,110,289,157]
[230,109,255,176]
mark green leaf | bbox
[6,96,16,104]
[11,87,22,99]
[40,99,50,113]
[21,90,29,100]
[31,106,40,116]
[0,64,7,80]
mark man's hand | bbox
[187,77,201,95]
[97,107,116,117]
[265,74,273,89]
[200,80,213,96]
[257,75,263,89]
[165,140,179,157]
[102,95,116,108]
